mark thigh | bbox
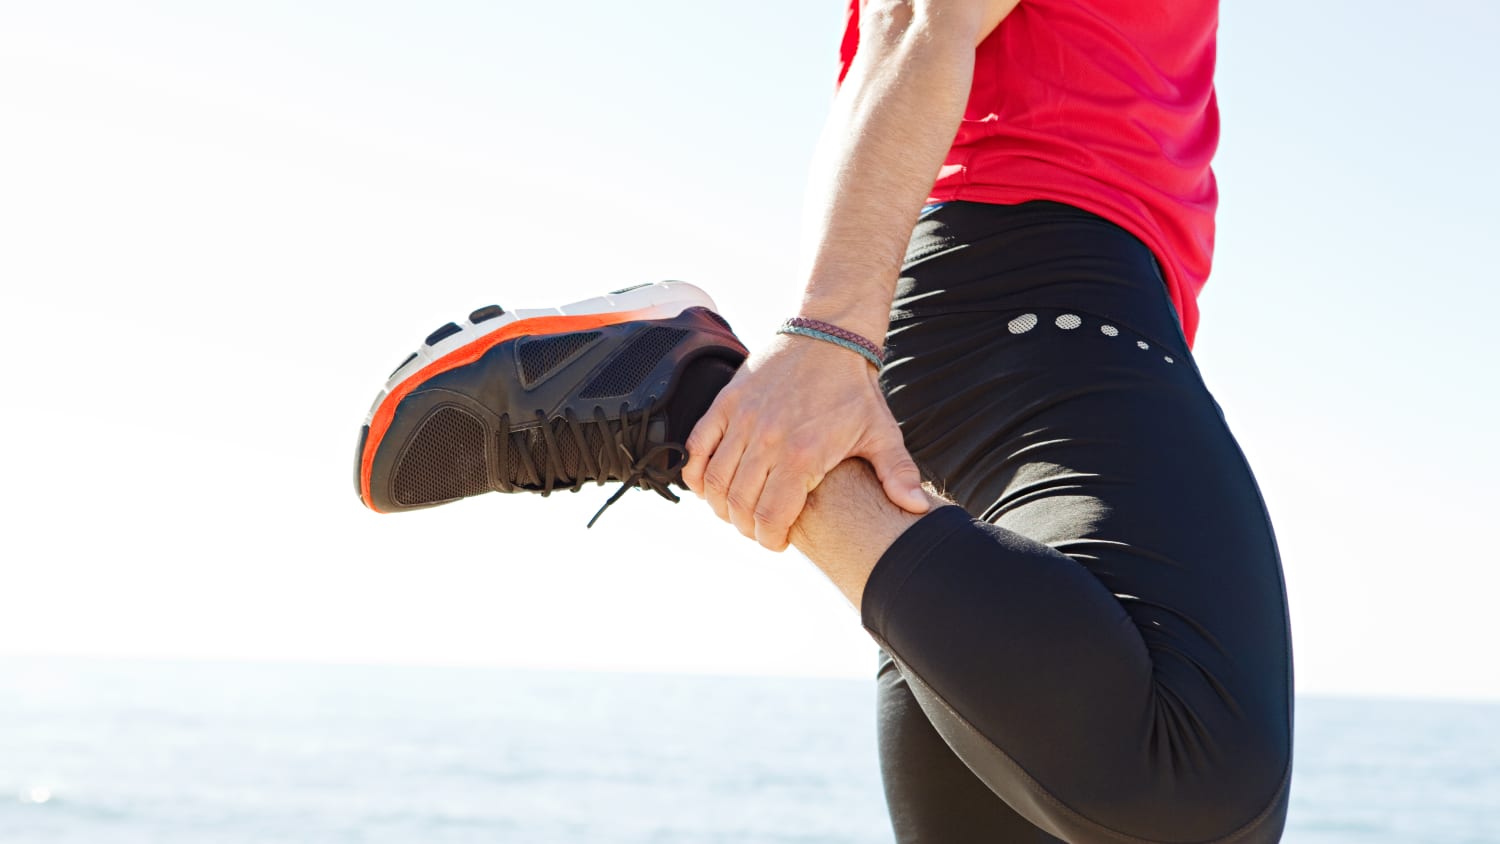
[884,202,1289,702]
[872,201,1292,841]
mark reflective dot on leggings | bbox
[1100,325,1119,337]
[1008,313,1038,334]
[1137,340,1150,350]
[1164,355,1175,364]
[1055,313,1082,330]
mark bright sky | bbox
[2,1,1496,701]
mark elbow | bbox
[858,1,917,52]
[858,1,980,52]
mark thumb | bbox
[681,399,728,497]
[859,424,929,515]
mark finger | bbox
[753,466,813,552]
[857,422,929,514]
[725,450,773,541]
[681,398,730,497]
[701,426,750,524]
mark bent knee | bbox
[940,688,1291,843]
[1089,766,1290,844]
[1038,723,1292,844]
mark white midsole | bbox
[364,281,719,424]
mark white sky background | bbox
[1,1,1496,701]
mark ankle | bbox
[789,459,947,611]
[665,355,739,443]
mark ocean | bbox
[1,658,1496,843]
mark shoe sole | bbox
[357,281,720,511]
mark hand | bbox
[681,333,929,552]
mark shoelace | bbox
[494,402,686,528]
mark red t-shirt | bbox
[838,1,1219,346]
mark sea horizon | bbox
[3,655,1497,843]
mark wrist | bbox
[778,317,885,371]
[795,297,892,348]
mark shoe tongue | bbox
[665,356,738,443]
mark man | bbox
[354,1,1293,841]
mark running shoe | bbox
[354,281,747,523]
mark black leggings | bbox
[869,201,1293,843]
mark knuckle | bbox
[684,426,718,453]
[783,436,814,458]
[783,436,822,463]
[787,448,821,470]
[892,456,918,473]
[753,499,796,528]
[753,511,790,534]
[702,469,731,493]
[725,490,756,514]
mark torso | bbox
[839,0,1220,345]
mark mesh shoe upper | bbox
[361,304,746,518]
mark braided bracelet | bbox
[777,317,885,370]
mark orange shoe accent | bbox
[360,309,651,511]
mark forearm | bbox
[796,8,981,345]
